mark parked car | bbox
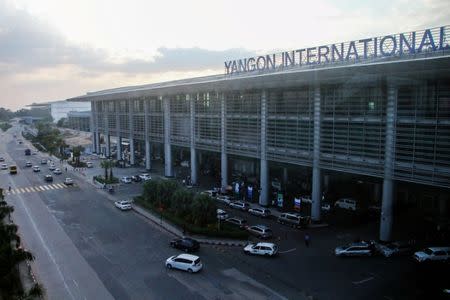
[32,166,40,172]
[165,254,202,273]
[53,168,62,175]
[413,247,450,263]
[300,195,312,204]
[131,175,142,182]
[225,217,247,228]
[25,161,32,167]
[217,209,229,220]
[139,173,152,181]
[48,164,56,171]
[246,225,273,239]
[244,242,278,256]
[40,159,47,165]
[0,157,4,162]
[64,178,74,185]
[114,200,132,211]
[335,241,376,257]
[86,162,93,168]
[321,202,332,212]
[45,174,53,182]
[180,160,190,167]
[120,176,132,184]
[248,207,271,218]
[376,241,414,257]
[277,212,310,228]
[1,163,8,170]
[229,201,250,211]
[201,190,218,198]
[334,198,358,211]
[170,238,200,252]
[217,195,234,204]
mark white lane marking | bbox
[43,186,50,190]
[11,190,16,194]
[29,187,36,192]
[19,188,26,193]
[279,248,297,254]
[53,184,62,189]
[39,186,46,191]
[23,187,31,193]
[47,185,55,190]
[352,276,374,285]
[13,189,76,299]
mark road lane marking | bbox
[279,248,297,254]
[56,183,65,188]
[11,190,16,194]
[19,188,26,193]
[352,276,374,285]
[43,186,50,190]
[29,187,36,192]
[25,187,32,193]
[47,185,55,190]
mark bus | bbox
[9,165,17,175]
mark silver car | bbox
[246,225,273,239]
[248,207,271,218]
[335,241,375,257]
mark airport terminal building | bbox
[70,26,450,241]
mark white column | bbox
[163,96,173,177]
[116,107,121,160]
[128,99,135,165]
[220,92,228,190]
[311,85,322,222]
[260,90,269,206]
[190,95,197,184]
[117,137,122,160]
[144,99,151,170]
[380,80,398,242]
[106,134,110,157]
[90,101,95,153]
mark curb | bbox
[132,206,248,247]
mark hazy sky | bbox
[0,0,448,110]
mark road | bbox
[1,123,439,300]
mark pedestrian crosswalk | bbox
[7,183,70,195]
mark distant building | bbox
[67,111,91,132]
[27,100,91,123]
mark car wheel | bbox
[167,264,172,269]
[187,268,193,273]
[264,253,269,257]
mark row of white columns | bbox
[91,84,397,241]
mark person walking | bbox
[304,233,310,248]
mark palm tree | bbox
[107,160,114,180]
[100,160,109,181]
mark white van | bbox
[334,198,357,211]
[86,161,93,168]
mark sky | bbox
[0,0,448,110]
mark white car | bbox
[86,162,93,168]
[217,195,233,204]
[25,161,32,167]
[32,166,40,172]
[120,176,132,184]
[48,164,56,171]
[413,247,450,263]
[335,241,375,257]
[216,209,228,220]
[53,168,62,175]
[334,198,357,211]
[244,242,278,257]
[248,207,271,218]
[139,173,152,181]
[1,163,7,170]
[180,160,190,167]
[376,241,413,257]
[229,201,250,211]
[64,178,74,185]
[165,254,203,273]
[115,200,132,210]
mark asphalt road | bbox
[1,123,445,300]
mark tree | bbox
[100,160,109,180]
[142,180,159,205]
[107,160,114,179]
[56,117,67,127]
[170,189,193,219]
[72,146,84,166]
[190,194,217,227]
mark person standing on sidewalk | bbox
[304,233,310,247]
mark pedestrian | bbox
[304,233,310,247]
[8,185,11,192]
[65,167,67,172]
[182,224,186,236]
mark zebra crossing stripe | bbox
[29,187,36,192]
[24,187,31,193]
[43,186,50,190]
[55,183,64,189]
[52,184,61,189]
[19,188,26,193]
[47,185,55,190]
[39,186,46,191]
[11,190,16,194]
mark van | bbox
[86,162,93,168]
[216,209,228,220]
[277,212,310,228]
[334,198,357,211]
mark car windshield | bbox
[193,258,200,265]
[423,248,433,255]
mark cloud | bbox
[0,1,254,75]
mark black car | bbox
[170,238,200,252]
[45,174,53,182]
[131,175,142,182]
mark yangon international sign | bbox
[224,26,449,75]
